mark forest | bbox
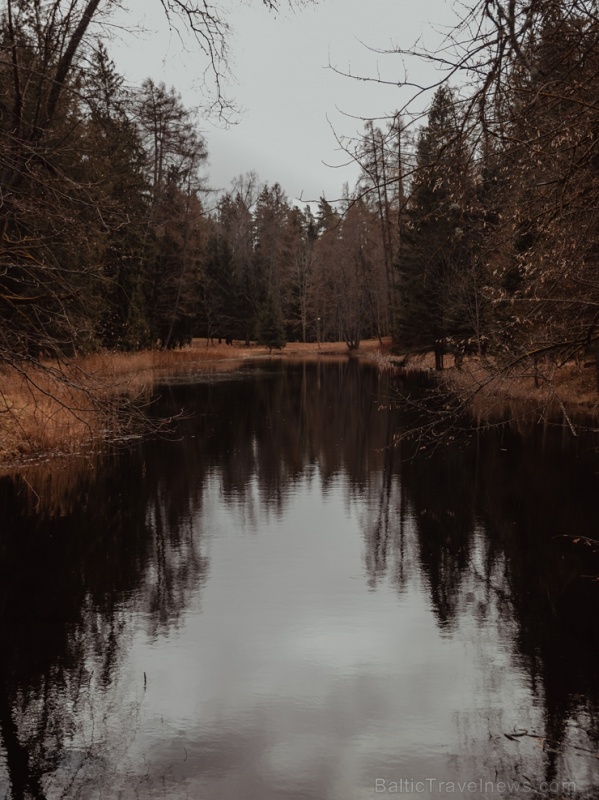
[0,0,598,409]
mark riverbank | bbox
[4,338,596,469]
[0,338,390,468]
[447,357,599,419]
[389,351,599,427]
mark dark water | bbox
[0,359,598,800]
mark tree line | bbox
[1,0,598,389]
[0,0,390,362]
[360,0,599,385]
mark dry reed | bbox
[445,358,599,415]
[0,364,111,461]
[0,338,390,467]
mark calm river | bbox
[0,359,598,799]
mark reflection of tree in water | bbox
[0,360,391,798]
[1,361,599,797]
[197,360,598,791]
[167,359,393,514]
[474,427,599,789]
[399,440,478,629]
[359,392,599,794]
[0,435,209,798]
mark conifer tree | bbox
[256,294,286,352]
[395,87,478,368]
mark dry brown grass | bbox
[447,357,596,403]
[375,348,599,430]
[73,337,391,382]
[425,356,599,429]
[0,338,390,467]
[6,337,595,467]
[0,365,113,463]
[76,341,252,381]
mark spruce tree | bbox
[256,295,286,352]
[395,87,478,368]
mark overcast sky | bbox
[107,0,461,207]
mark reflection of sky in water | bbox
[117,473,545,800]
[1,364,598,800]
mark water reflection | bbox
[0,359,597,799]
[0,430,209,798]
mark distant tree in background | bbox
[287,205,318,343]
[252,183,293,337]
[203,189,257,344]
[256,293,287,352]
[0,0,317,374]
[132,80,208,349]
[355,116,405,334]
